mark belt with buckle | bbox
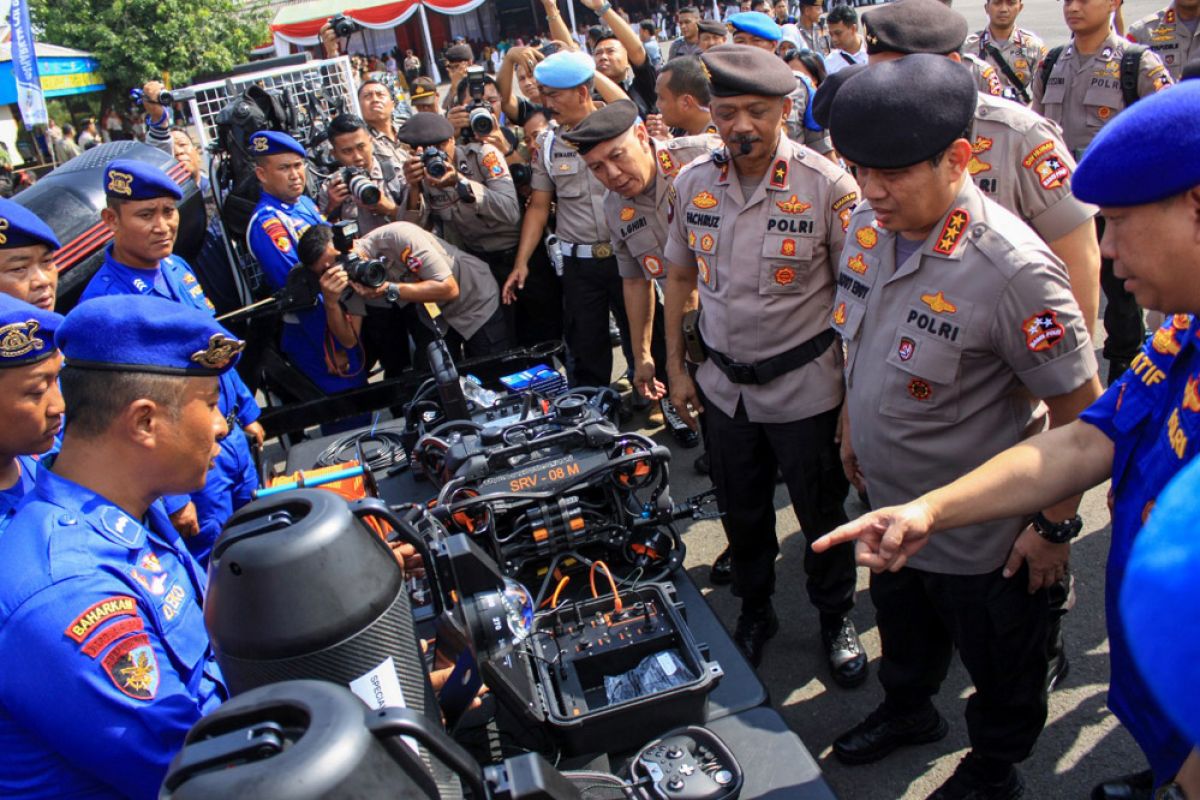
[559,240,614,259]
[706,328,837,385]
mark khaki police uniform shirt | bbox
[604,135,720,282]
[800,24,832,56]
[349,221,500,339]
[530,123,611,246]
[1032,29,1173,156]
[317,150,409,236]
[968,93,1097,244]
[370,125,409,167]
[419,141,522,252]
[963,52,1006,98]
[664,135,859,424]
[832,181,1096,574]
[964,27,1048,101]
[1128,4,1200,81]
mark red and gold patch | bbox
[1182,375,1200,412]
[968,136,994,176]
[847,253,868,274]
[1034,155,1070,190]
[263,218,291,253]
[832,302,847,326]
[642,255,664,277]
[688,230,697,248]
[66,596,137,644]
[838,207,852,232]
[920,291,957,314]
[697,255,712,286]
[897,337,915,361]
[102,634,159,701]
[1023,310,1066,352]
[774,266,796,286]
[933,209,969,256]
[620,206,636,222]
[1152,325,1183,356]
[832,191,857,212]
[908,379,933,401]
[1022,140,1055,169]
[1172,314,1191,330]
[481,150,506,178]
[775,194,812,214]
[780,238,796,257]
[769,159,788,189]
[855,227,877,249]
[692,191,718,209]
[657,149,677,175]
[1097,106,1112,121]
[81,617,145,659]
[700,233,715,252]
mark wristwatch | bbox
[1031,511,1083,544]
[1155,783,1187,800]
[385,283,400,303]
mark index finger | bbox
[812,515,881,552]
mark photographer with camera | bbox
[298,221,511,362]
[318,114,409,236]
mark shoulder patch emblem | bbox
[933,209,969,256]
[481,150,506,178]
[102,634,159,700]
[1023,310,1066,352]
[66,596,137,643]
[1035,154,1070,190]
[1022,140,1056,169]
[832,192,857,212]
[262,217,291,253]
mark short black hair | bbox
[298,224,334,270]
[640,20,657,34]
[358,78,390,97]
[826,5,857,26]
[60,366,185,439]
[788,48,828,85]
[328,113,369,144]
[661,56,711,105]
[679,6,700,15]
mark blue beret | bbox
[534,50,596,89]
[0,199,59,251]
[104,159,182,202]
[58,295,244,377]
[0,293,62,369]
[248,130,307,159]
[1074,81,1200,207]
[1120,452,1200,745]
[727,12,782,42]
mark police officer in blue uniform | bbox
[245,130,366,395]
[0,198,61,312]
[0,294,236,798]
[79,159,262,566]
[815,81,1200,800]
[0,293,63,534]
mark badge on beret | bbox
[847,254,868,275]
[102,633,160,700]
[251,135,270,153]
[775,195,811,215]
[0,319,44,359]
[107,170,134,196]
[191,333,245,369]
[1023,310,1065,352]
[0,216,9,246]
[1183,376,1200,413]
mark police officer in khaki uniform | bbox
[826,56,1102,799]
[663,45,866,680]
[964,0,1048,105]
[318,114,409,236]
[503,50,632,390]
[563,100,719,445]
[1127,1,1200,81]
[1032,0,1172,385]
[299,221,510,359]
[398,113,522,336]
[358,79,409,165]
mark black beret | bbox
[698,19,727,36]
[560,100,639,154]
[446,44,474,63]
[830,54,975,168]
[397,112,455,146]
[701,44,796,97]
[862,0,967,55]
[811,63,865,129]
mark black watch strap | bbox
[1032,512,1082,544]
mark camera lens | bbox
[469,107,495,136]
[344,169,382,206]
[345,255,387,288]
[422,147,448,179]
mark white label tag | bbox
[656,651,678,676]
[349,656,418,753]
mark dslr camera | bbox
[331,220,387,289]
[328,13,359,37]
[341,167,382,206]
[463,66,495,138]
[421,146,450,180]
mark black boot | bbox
[834,701,949,765]
[732,604,778,667]
[926,753,1024,800]
[709,547,732,585]
[1090,770,1155,800]
[820,614,868,688]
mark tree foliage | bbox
[29,0,269,94]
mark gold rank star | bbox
[774,165,787,182]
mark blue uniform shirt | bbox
[245,191,366,394]
[79,248,261,564]
[0,467,225,798]
[1080,313,1200,782]
[0,454,39,535]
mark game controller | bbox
[630,726,742,800]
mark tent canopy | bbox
[271,0,485,44]
[0,42,104,103]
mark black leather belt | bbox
[706,328,837,385]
